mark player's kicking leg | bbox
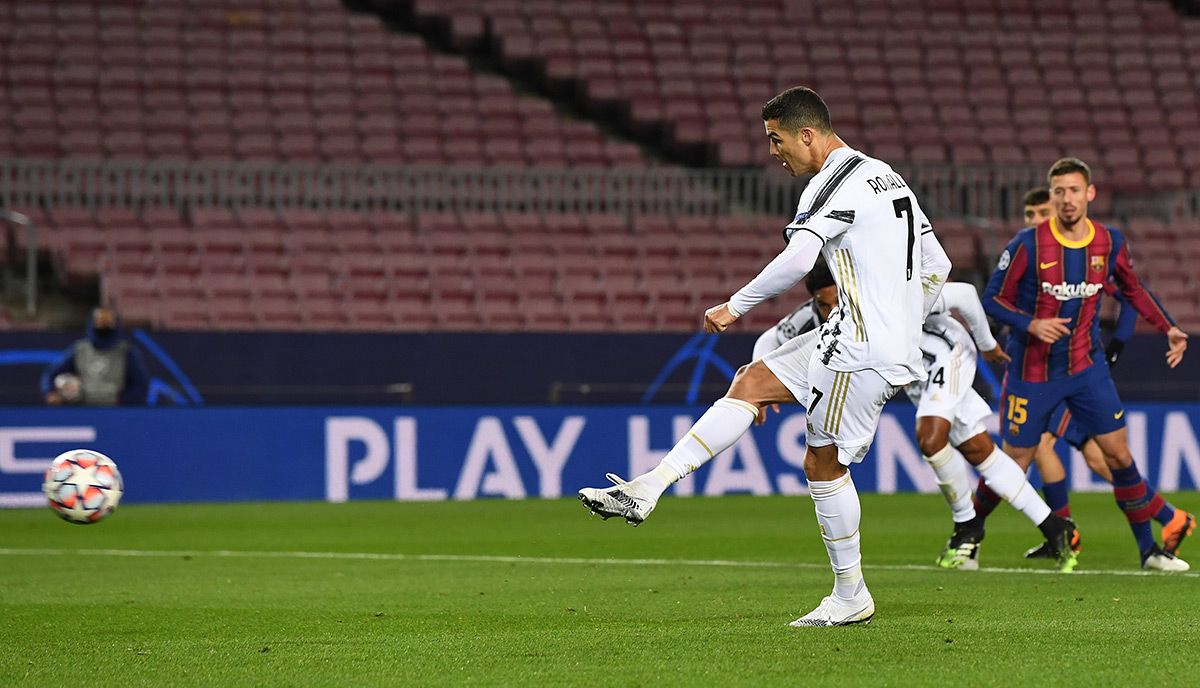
[577,362,794,525]
[578,331,815,525]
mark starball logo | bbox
[1040,281,1104,301]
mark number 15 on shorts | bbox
[1006,395,1028,425]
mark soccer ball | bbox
[53,373,83,403]
[42,449,124,524]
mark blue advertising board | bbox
[2,403,1198,507]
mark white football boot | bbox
[1141,546,1191,572]
[578,474,658,526]
[789,588,875,627]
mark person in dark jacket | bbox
[41,307,148,406]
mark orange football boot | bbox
[1163,510,1196,556]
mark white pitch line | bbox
[0,547,1193,579]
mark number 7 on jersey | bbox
[893,197,915,280]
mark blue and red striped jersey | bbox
[982,217,1175,382]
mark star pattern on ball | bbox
[43,451,122,525]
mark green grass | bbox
[2,493,1199,687]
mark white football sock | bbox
[976,446,1051,525]
[923,443,976,523]
[638,397,759,498]
[809,473,865,601]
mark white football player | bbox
[907,284,1077,571]
[580,86,953,626]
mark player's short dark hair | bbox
[761,87,833,133]
[1047,157,1092,185]
[804,258,836,295]
[1022,187,1050,208]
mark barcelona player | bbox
[982,158,1191,571]
[973,189,1191,560]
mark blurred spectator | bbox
[41,308,148,406]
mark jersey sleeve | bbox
[1102,280,1138,342]
[982,233,1034,332]
[936,282,999,352]
[728,230,823,317]
[1110,233,1175,334]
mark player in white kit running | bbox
[908,284,1078,571]
[579,86,951,626]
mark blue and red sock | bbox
[1042,479,1071,518]
[973,478,1002,519]
[1111,464,1171,555]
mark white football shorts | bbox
[904,343,992,447]
[805,357,901,466]
[761,327,822,406]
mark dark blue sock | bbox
[1155,501,1176,526]
[1042,479,1070,517]
[1111,464,1160,555]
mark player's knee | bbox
[1000,442,1036,469]
[802,447,846,481]
[916,432,948,458]
[1082,443,1106,470]
[914,422,950,457]
[957,433,995,465]
[727,362,768,400]
[1102,450,1133,469]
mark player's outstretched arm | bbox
[719,230,823,328]
[1110,235,1176,331]
[934,283,999,350]
[1109,233,1186,366]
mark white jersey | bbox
[902,283,999,447]
[906,314,994,447]
[786,146,934,386]
[919,314,977,367]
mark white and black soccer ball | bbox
[42,449,124,524]
[53,373,83,403]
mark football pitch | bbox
[2,493,1198,687]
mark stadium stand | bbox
[385,0,1200,189]
[0,0,649,167]
[1,0,1197,333]
[22,206,803,332]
